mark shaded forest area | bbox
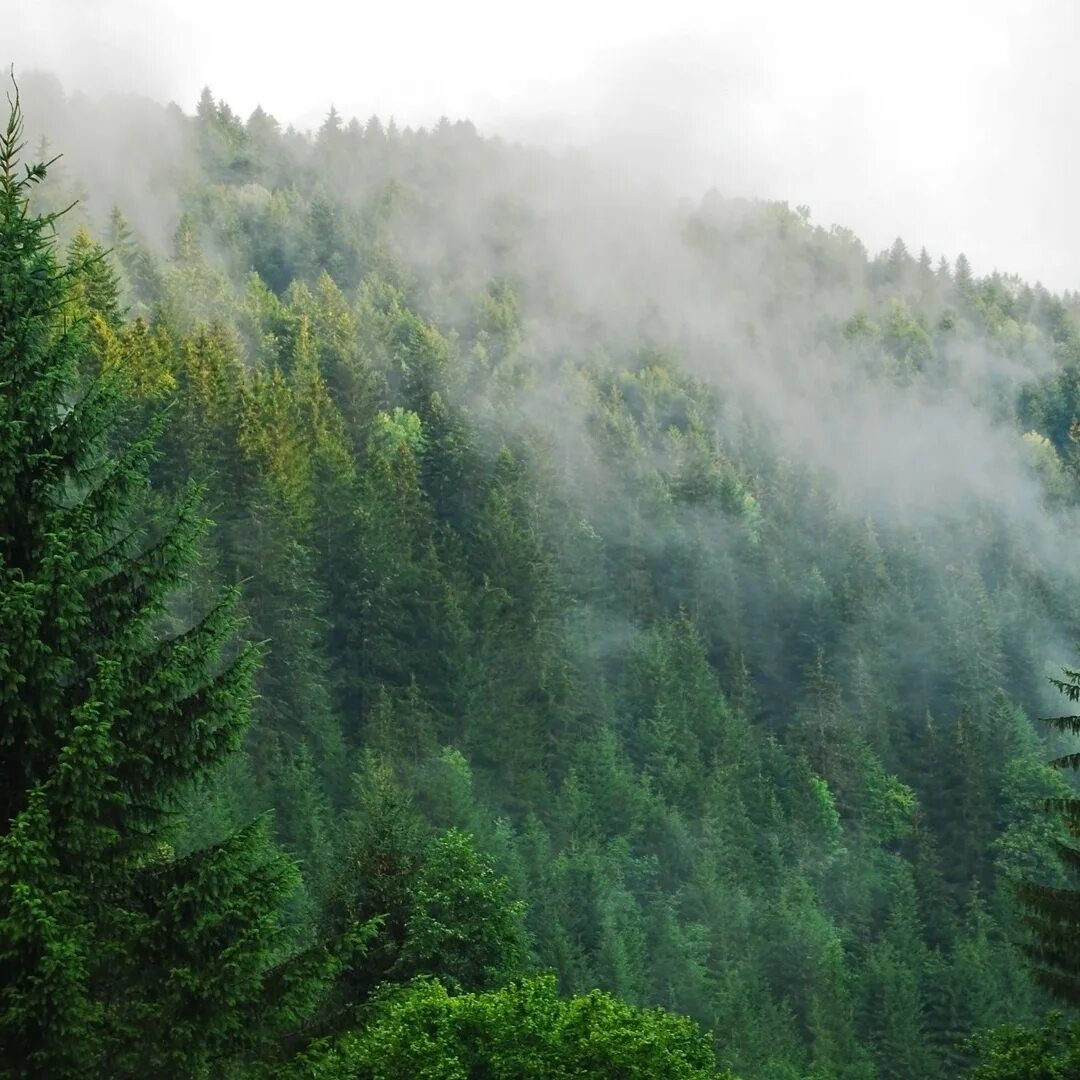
[8,75,1080,1076]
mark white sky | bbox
[10,0,1080,289]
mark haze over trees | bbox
[6,72,1080,1076]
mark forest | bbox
[6,70,1080,1077]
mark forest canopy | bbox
[6,72,1080,1077]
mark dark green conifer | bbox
[1016,662,1080,1003]
[0,85,341,1078]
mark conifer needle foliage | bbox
[0,82,342,1080]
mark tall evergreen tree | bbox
[0,86,341,1078]
[1015,660,1080,1003]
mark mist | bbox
[11,6,1080,1074]
[15,55,1080,683]
[15,16,1080,647]
[12,0,1080,291]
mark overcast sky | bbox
[10,0,1080,290]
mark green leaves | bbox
[394,828,529,990]
[330,975,722,1080]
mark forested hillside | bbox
[8,73,1080,1077]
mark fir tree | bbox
[1015,660,1080,1003]
[0,85,343,1078]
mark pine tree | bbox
[1015,660,1080,1003]
[953,252,974,297]
[0,85,342,1078]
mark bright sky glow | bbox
[10,0,1080,288]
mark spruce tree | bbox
[0,85,339,1078]
[1016,660,1080,1004]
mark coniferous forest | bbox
[8,71,1080,1077]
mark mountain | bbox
[9,74,1080,1077]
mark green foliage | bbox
[393,828,529,989]
[1014,662,1080,1004]
[970,1013,1080,1080]
[319,975,725,1079]
[326,761,529,1002]
[18,76,1080,1078]
[0,87,343,1078]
